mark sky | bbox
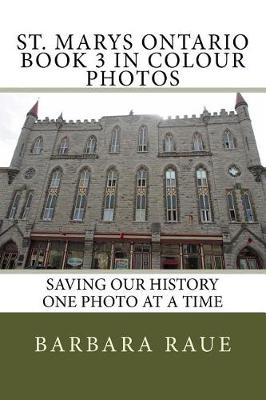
[0,92,265,167]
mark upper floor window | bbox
[165,168,178,222]
[110,126,120,153]
[58,137,69,155]
[163,133,175,152]
[31,136,43,155]
[72,168,90,221]
[138,126,148,152]
[103,169,118,221]
[85,136,97,155]
[20,191,33,220]
[192,132,204,151]
[135,168,148,222]
[223,129,236,149]
[42,168,62,221]
[196,167,212,223]
[226,190,238,222]
[241,190,255,223]
[8,191,21,220]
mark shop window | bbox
[203,244,224,269]
[183,244,202,269]
[133,244,151,269]
[161,243,181,269]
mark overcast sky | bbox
[0,93,265,166]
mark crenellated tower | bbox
[235,93,261,166]
[10,101,38,169]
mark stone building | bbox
[0,94,266,269]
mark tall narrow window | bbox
[165,168,178,222]
[8,191,21,219]
[223,129,235,149]
[43,169,62,221]
[31,136,43,154]
[242,191,255,222]
[164,133,175,152]
[103,169,118,221]
[135,168,148,221]
[192,132,204,151]
[196,168,212,222]
[85,136,97,154]
[72,169,90,221]
[110,126,120,153]
[226,191,237,222]
[58,137,69,155]
[21,191,33,219]
[138,126,148,152]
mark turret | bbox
[10,101,38,169]
[235,93,260,166]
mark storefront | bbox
[27,240,84,269]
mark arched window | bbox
[21,191,33,219]
[241,190,255,222]
[85,136,97,154]
[192,132,204,151]
[223,130,236,149]
[135,168,148,221]
[226,190,238,222]
[196,167,212,222]
[58,137,69,155]
[138,126,148,152]
[164,133,175,152]
[110,126,120,153]
[7,191,21,220]
[103,169,118,221]
[237,247,261,269]
[165,168,178,222]
[31,136,43,154]
[43,168,62,221]
[72,168,90,221]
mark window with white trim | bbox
[135,168,147,222]
[226,191,238,222]
[242,190,255,222]
[72,169,90,221]
[8,192,21,220]
[103,169,118,221]
[110,127,120,153]
[192,132,204,151]
[21,191,33,219]
[164,133,175,152]
[31,136,43,154]
[43,169,62,221]
[196,168,212,223]
[138,126,148,152]
[223,129,235,149]
[58,137,69,155]
[85,136,97,154]
[165,168,178,222]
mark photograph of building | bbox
[0,93,265,269]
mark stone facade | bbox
[0,94,266,269]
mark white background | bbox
[0,0,265,87]
[0,273,265,313]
